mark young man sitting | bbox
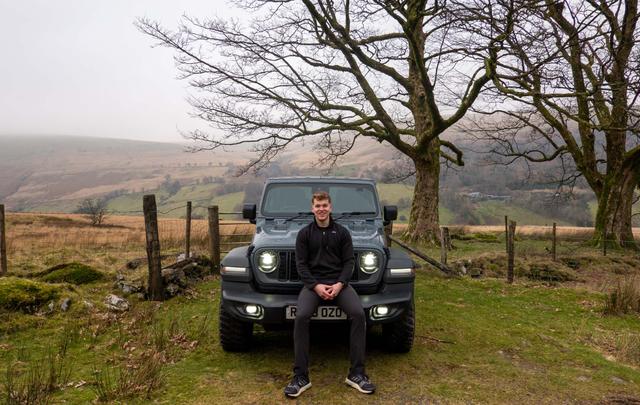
[284,191,376,398]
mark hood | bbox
[253,218,384,248]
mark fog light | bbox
[373,305,389,317]
[240,303,263,319]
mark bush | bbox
[76,198,108,226]
[0,278,59,311]
[614,332,640,366]
[604,277,640,316]
[39,263,104,285]
[92,353,165,402]
[2,350,72,404]
[592,331,640,367]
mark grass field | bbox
[2,274,639,404]
[1,213,640,403]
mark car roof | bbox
[265,176,377,185]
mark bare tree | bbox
[77,198,108,226]
[136,0,513,243]
[472,0,640,248]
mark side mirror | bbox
[383,205,398,223]
[243,204,257,224]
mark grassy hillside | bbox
[377,183,413,202]
[0,135,247,210]
[24,178,594,228]
[0,135,397,211]
[1,136,395,213]
[2,135,616,227]
[377,184,566,226]
[471,201,573,226]
[103,186,245,218]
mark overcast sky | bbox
[0,0,239,143]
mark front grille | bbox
[276,251,359,282]
[277,251,298,281]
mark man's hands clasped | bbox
[313,282,344,300]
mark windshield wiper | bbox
[334,211,376,220]
[284,211,313,222]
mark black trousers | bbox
[293,285,366,377]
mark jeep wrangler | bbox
[219,177,416,352]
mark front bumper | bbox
[221,280,414,325]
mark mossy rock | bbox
[526,263,578,282]
[39,263,104,285]
[0,277,59,311]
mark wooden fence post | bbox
[143,195,164,301]
[0,204,7,275]
[504,215,509,254]
[185,201,192,259]
[208,206,220,273]
[440,226,449,265]
[507,220,516,284]
[551,222,557,261]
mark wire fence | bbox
[2,201,640,276]
[399,223,640,269]
[1,203,254,271]
[107,196,244,217]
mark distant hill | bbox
[0,134,397,213]
[0,134,623,227]
[0,135,253,211]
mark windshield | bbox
[261,183,379,217]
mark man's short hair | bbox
[311,191,331,204]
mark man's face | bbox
[312,198,332,222]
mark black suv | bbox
[219,177,416,352]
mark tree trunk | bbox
[406,151,440,244]
[594,167,637,249]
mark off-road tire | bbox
[219,301,253,352]
[382,301,414,353]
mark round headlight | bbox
[359,251,379,274]
[258,250,279,273]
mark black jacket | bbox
[295,217,354,289]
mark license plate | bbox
[285,306,347,320]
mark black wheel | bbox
[382,301,415,353]
[219,301,253,352]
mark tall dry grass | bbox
[5,213,254,257]
[392,223,640,240]
[604,277,640,316]
[11,213,637,257]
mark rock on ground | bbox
[105,294,129,312]
[60,298,71,312]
